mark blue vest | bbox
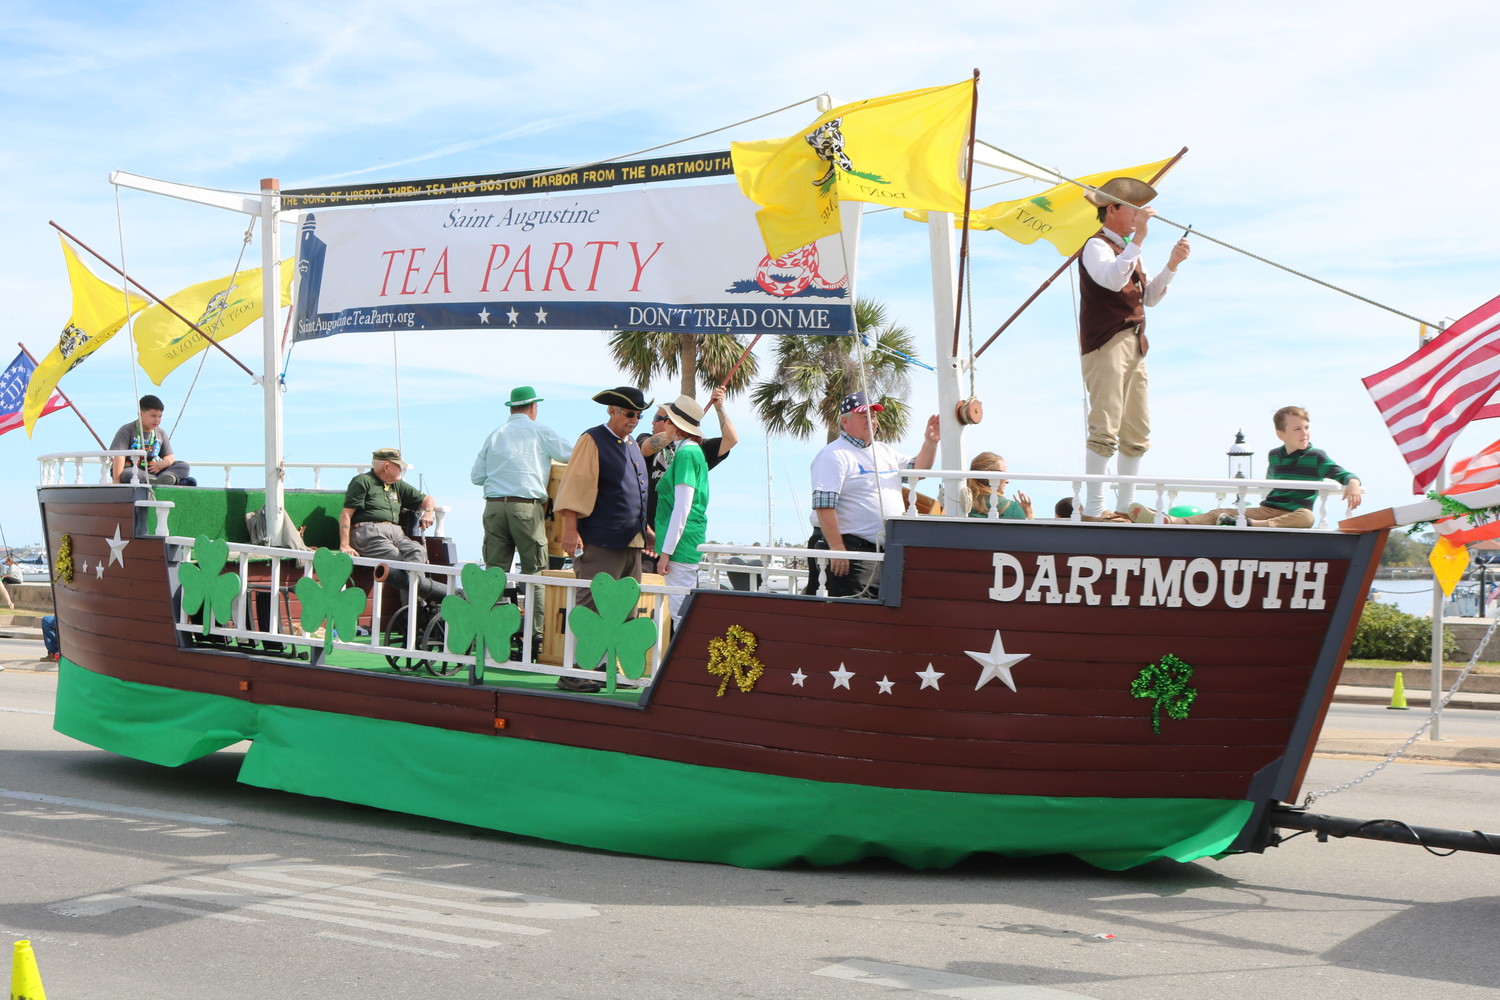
[579,425,648,548]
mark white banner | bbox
[291,183,854,342]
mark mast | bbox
[109,171,287,529]
[927,211,965,510]
[259,179,285,539]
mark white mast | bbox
[927,212,966,510]
[109,171,288,531]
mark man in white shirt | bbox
[1076,177,1191,521]
[807,391,939,598]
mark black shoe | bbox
[556,675,604,693]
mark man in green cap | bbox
[340,447,442,605]
[471,386,573,639]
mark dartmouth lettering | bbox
[987,552,1329,610]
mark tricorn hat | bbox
[1083,176,1158,209]
[592,385,651,411]
[506,386,543,407]
[664,395,705,436]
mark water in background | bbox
[1372,577,1498,619]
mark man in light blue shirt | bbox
[472,387,573,634]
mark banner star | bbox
[477,307,491,324]
[965,630,1031,691]
[506,307,520,325]
[534,306,549,324]
[829,663,854,689]
[876,676,895,694]
[915,663,944,690]
[106,524,129,567]
[790,668,807,687]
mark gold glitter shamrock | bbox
[705,625,765,697]
[53,533,74,585]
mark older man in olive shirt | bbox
[340,447,442,605]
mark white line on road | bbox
[0,788,232,826]
[0,706,53,715]
[813,960,1103,999]
[316,931,459,959]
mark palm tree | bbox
[750,299,917,443]
[606,332,759,400]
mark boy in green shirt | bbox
[1130,406,1362,527]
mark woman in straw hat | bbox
[653,394,710,621]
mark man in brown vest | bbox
[1077,177,1191,520]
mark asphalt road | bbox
[4,666,1500,999]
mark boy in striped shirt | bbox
[1131,406,1362,527]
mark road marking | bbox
[316,931,459,959]
[0,707,54,716]
[0,788,231,826]
[813,960,1103,999]
[51,863,599,950]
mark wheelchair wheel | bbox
[419,612,468,677]
[383,603,433,673]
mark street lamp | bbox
[1227,430,1254,479]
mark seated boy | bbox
[1130,405,1362,527]
[111,394,191,485]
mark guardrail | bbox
[161,535,684,689]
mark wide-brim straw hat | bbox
[1083,176,1158,209]
[664,395,704,436]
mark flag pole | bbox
[950,69,981,359]
[715,333,762,395]
[972,146,1188,359]
[47,221,257,379]
[18,341,107,448]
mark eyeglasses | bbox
[621,409,642,419]
[652,414,669,422]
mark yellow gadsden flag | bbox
[733,80,974,257]
[908,155,1178,257]
[24,236,148,434]
[132,260,294,385]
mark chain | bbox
[1301,614,1500,807]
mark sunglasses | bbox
[621,409,642,419]
[652,414,669,422]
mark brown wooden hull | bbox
[41,485,1385,856]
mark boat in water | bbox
[35,121,1393,870]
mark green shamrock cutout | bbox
[294,548,366,641]
[440,564,520,677]
[178,535,243,635]
[1130,653,1198,735]
[567,573,658,689]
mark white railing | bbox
[38,452,374,490]
[163,535,683,689]
[893,469,1350,529]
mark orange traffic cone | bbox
[10,939,47,1000]
[1387,671,1410,711]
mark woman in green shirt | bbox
[653,395,710,621]
[967,451,1033,520]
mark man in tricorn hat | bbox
[553,386,652,690]
[1076,176,1191,521]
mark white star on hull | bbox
[965,630,1031,691]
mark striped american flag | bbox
[1363,294,1500,492]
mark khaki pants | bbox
[1185,505,1315,529]
[482,498,548,631]
[1082,326,1149,459]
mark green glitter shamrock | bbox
[1130,653,1198,735]
[567,573,658,690]
[440,563,520,680]
[294,547,366,641]
[177,536,243,635]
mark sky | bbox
[2,1,1498,561]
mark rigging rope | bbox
[171,218,257,440]
[979,142,1441,330]
[111,96,826,205]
